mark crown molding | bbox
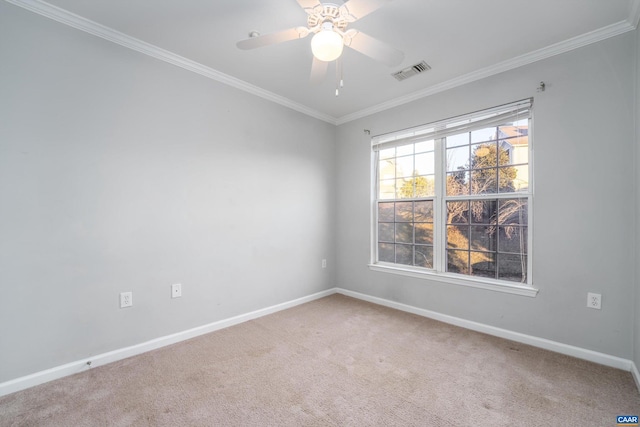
[4,0,339,125]
[335,18,637,125]
[5,0,637,127]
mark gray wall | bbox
[336,32,637,359]
[0,3,336,383]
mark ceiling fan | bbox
[236,0,404,88]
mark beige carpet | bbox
[1,294,638,426]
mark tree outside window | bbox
[373,100,532,286]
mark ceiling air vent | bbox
[392,61,431,81]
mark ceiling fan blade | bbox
[296,0,322,13]
[237,27,309,50]
[343,30,404,66]
[339,0,393,22]
[310,56,328,85]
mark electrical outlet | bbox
[120,291,133,308]
[322,259,327,268]
[587,292,601,310]
[171,283,182,298]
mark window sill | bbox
[368,263,538,297]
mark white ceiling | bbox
[11,0,640,124]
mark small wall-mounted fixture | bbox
[536,81,546,92]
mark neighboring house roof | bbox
[497,126,528,146]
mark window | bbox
[371,99,534,294]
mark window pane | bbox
[378,243,395,263]
[447,171,470,196]
[470,168,497,194]
[396,144,413,156]
[378,223,394,243]
[446,146,469,172]
[415,245,433,268]
[447,225,469,249]
[447,201,469,224]
[446,133,468,148]
[470,200,497,224]
[501,165,529,193]
[395,223,413,243]
[498,199,528,225]
[415,140,435,153]
[396,178,413,199]
[395,156,414,178]
[415,152,435,175]
[471,251,496,278]
[378,179,396,200]
[379,159,395,180]
[396,244,413,265]
[471,127,497,143]
[414,201,434,222]
[395,202,413,222]
[498,125,528,163]
[498,226,528,254]
[397,176,433,199]
[507,141,528,164]
[470,225,497,252]
[379,148,395,160]
[447,249,469,274]
[497,145,512,166]
[414,175,435,197]
[471,142,497,168]
[379,190,395,200]
[498,140,528,166]
[379,202,395,222]
[415,223,433,244]
[498,253,527,282]
[497,166,520,193]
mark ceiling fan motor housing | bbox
[307,4,348,33]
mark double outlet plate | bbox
[587,292,601,310]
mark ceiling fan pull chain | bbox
[335,57,344,97]
[335,58,340,96]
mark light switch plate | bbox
[172,283,182,298]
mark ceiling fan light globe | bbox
[311,30,343,62]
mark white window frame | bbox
[369,99,538,297]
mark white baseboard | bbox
[336,289,637,374]
[2,286,638,397]
[0,288,335,397]
[632,361,640,392]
